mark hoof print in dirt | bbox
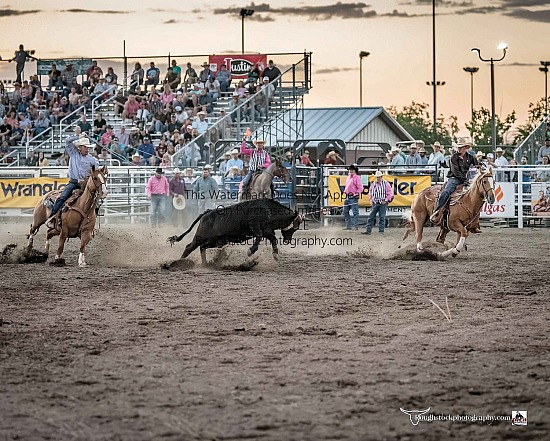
[161,259,195,271]
[222,259,259,272]
[390,245,442,261]
[50,258,67,267]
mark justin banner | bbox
[326,174,432,207]
[0,177,68,209]
[208,54,267,79]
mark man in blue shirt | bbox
[137,136,156,165]
[46,135,100,228]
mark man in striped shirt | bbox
[363,170,394,235]
[240,137,271,195]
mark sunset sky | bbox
[1,0,549,138]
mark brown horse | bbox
[403,168,495,259]
[239,159,290,201]
[27,166,109,267]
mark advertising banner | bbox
[479,182,515,218]
[208,54,267,79]
[0,177,68,209]
[529,182,550,217]
[326,174,432,207]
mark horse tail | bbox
[169,210,210,243]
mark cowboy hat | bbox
[201,61,209,67]
[172,195,186,210]
[476,151,484,156]
[231,149,239,154]
[327,151,337,157]
[173,167,181,174]
[197,111,206,116]
[75,137,94,148]
[375,170,383,177]
[255,139,266,144]
[285,151,293,157]
[495,147,504,153]
[155,167,164,174]
[348,164,359,172]
[224,151,232,156]
[432,141,441,147]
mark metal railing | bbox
[91,83,119,122]
[0,150,21,167]
[25,126,54,155]
[514,116,549,164]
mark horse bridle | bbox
[476,171,494,201]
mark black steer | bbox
[168,199,303,265]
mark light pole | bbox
[471,43,507,154]
[431,0,437,140]
[240,8,254,54]
[463,67,479,120]
[359,51,370,107]
[426,81,445,139]
[540,61,550,116]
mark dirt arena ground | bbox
[0,219,548,441]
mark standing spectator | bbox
[262,59,282,87]
[9,44,37,84]
[405,144,422,170]
[390,146,405,174]
[342,164,364,231]
[183,62,198,89]
[536,156,550,181]
[146,62,160,91]
[227,149,244,172]
[283,151,294,168]
[198,62,213,84]
[418,147,428,166]
[215,64,232,93]
[229,92,243,123]
[169,167,186,227]
[261,76,275,103]
[130,62,144,92]
[537,138,550,164]
[363,171,394,235]
[494,147,509,181]
[193,166,218,214]
[428,141,446,180]
[145,168,170,228]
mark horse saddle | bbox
[44,188,84,213]
[431,185,470,227]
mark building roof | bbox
[271,107,413,142]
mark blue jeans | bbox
[434,177,462,212]
[150,194,165,226]
[343,196,359,229]
[242,170,255,188]
[367,202,387,233]
[51,179,80,215]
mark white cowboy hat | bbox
[75,137,94,148]
[495,147,504,153]
[476,151,484,156]
[173,167,181,174]
[231,149,239,154]
[375,170,383,177]
[172,195,186,210]
[224,151,232,156]
[255,139,266,144]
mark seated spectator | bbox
[112,89,127,117]
[109,137,126,160]
[246,79,257,96]
[20,80,33,100]
[173,105,188,124]
[215,64,231,93]
[130,152,143,166]
[121,93,139,121]
[47,63,63,90]
[167,142,176,156]
[324,151,341,165]
[135,100,150,124]
[100,126,115,147]
[155,139,168,163]
[192,111,208,135]
[183,62,198,89]
[0,140,11,160]
[137,136,156,165]
[29,74,42,100]
[182,142,201,167]
[93,112,107,138]
[198,62,213,84]
[37,151,49,167]
[160,84,174,107]
[145,62,160,91]
[92,77,110,103]
[105,67,118,88]
[31,111,49,137]
[25,149,38,166]
[537,139,550,164]
[235,80,247,98]
[167,113,182,134]
[160,152,172,169]
[77,114,92,135]
[164,67,180,90]
[197,89,213,114]
[79,88,92,109]
[300,150,315,166]
[205,75,220,101]
[67,87,81,112]
[60,63,78,90]
[116,126,129,146]
[97,146,112,164]
[244,62,262,85]
[8,121,24,145]
[536,155,550,181]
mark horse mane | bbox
[470,167,490,187]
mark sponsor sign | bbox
[208,54,267,79]
[326,174,432,207]
[37,59,92,76]
[0,177,68,209]
[479,182,515,218]
[530,182,550,217]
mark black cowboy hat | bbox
[348,164,359,172]
[155,167,164,174]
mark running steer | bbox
[168,199,304,264]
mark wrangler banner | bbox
[0,177,68,209]
[325,174,432,207]
[208,54,267,79]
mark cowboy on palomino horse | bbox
[27,134,108,266]
[403,141,495,259]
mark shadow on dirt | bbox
[161,248,259,272]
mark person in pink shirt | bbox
[146,167,170,228]
[343,164,364,230]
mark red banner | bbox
[208,54,267,79]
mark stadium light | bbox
[463,67,479,120]
[240,8,255,54]
[540,61,550,116]
[471,43,508,154]
[359,51,370,107]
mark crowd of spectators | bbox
[0,57,283,168]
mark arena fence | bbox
[0,166,549,228]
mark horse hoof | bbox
[79,263,87,267]
[50,258,66,267]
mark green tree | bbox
[513,98,548,145]
[388,101,458,145]
[464,107,516,145]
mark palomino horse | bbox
[239,159,290,201]
[27,166,108,267]
[403,167,495,259]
